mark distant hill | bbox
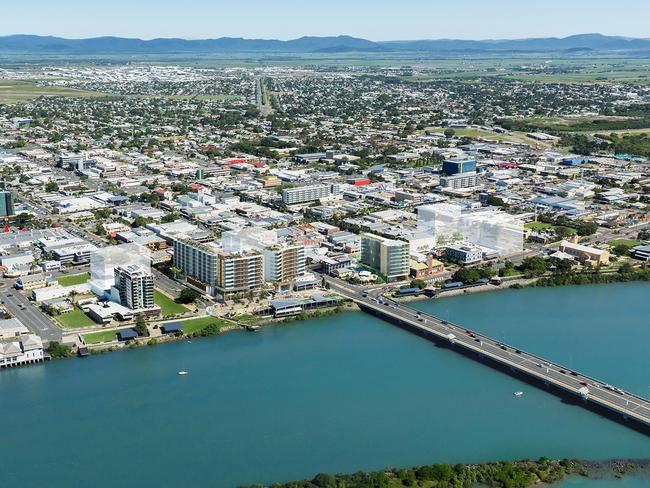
[0,33,649,54]
[381,34,650,52]
[0,34,379,54]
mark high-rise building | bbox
[262,244,305,291]
[222,227,306,291]
[173,239,219,293]
[360,233,409,282]
[114,264,154,310]
[90,243,151,297]
[173,238,263,300]
[216,251,264,300]
[0,190,14,217]
[282,184,332,205]
[417,203,524,255]
[440,172,480,189]
[442,158,477,176]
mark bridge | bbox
[325,277,650,436]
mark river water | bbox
[1,282,649,487]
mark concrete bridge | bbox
[326,277,650,436]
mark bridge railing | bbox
[376,298,650,406]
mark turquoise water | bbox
[556,475,650,487]
[1,282,649,487]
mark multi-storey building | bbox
[445,244,483,264]
[440,172,480,189]
[173,239,218,293]
[0,190,14,217]
[442,158,477,176]
[216,251,264,300]
[360,233,410,282]
[282,184,332,205]
[114,264,155,310]
[173,238,263,300]
[262,244,305,292]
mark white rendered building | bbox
[90,243,151,297]
[418,203,523,255]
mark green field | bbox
[160,94,240,101]
[154,290,188,317]
[57,272,91,287]
[83,329,118,345]
[524,222,554,231]
[179,316,227,335]
[609,239,641,248]
[0,80,104,104]
[55,307,95,329]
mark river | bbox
[1,282,649,487]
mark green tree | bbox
[452,267,481,283]
[612,244,633,256]
[519,256,549,277]
[45,181,59,192]
[47,341,72,359]
[178,288,200,304]
[134,316,149,337]
[410,279,427,289]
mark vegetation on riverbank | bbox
[529,264,650,288]
[47,341,73,358]
[237,458,588,488]
[276,305,348,324]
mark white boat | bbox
[177,371,189,376]
[514,391,524,397]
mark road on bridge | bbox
[325,276,650,431]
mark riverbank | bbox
[392,266,650,304]
[55,301,356,359]
[46,267,650,360]
[237,458,650,488]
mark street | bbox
[0,289,62,342]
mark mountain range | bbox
[1,33,649,54]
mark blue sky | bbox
[3,0,649,40]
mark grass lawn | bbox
[179,316,228,335]
[57,272,90,287]
[609,239,641,248]
[232,313,258,324]
[55,307,95,328]
[524,222,554,231]
[0,80,105,104]
[83,330,118,345]
[154,290,188,317]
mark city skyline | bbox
[2,0,650,41]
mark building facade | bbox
[114,264,155,310]
[173,239,219,293]
[360,233,410,282]
[0,335,44,368]
[445,244,483,264]
[442,158,477,175]
[282,184,332,205]
[0,190,14,217]
[440,172,480,189]
[216,251,264,300]
[262,244,306,292]
[174,238,263,300]
[558,241,610,266]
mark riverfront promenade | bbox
[326,277,650,434]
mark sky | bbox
[2,0,650,41]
